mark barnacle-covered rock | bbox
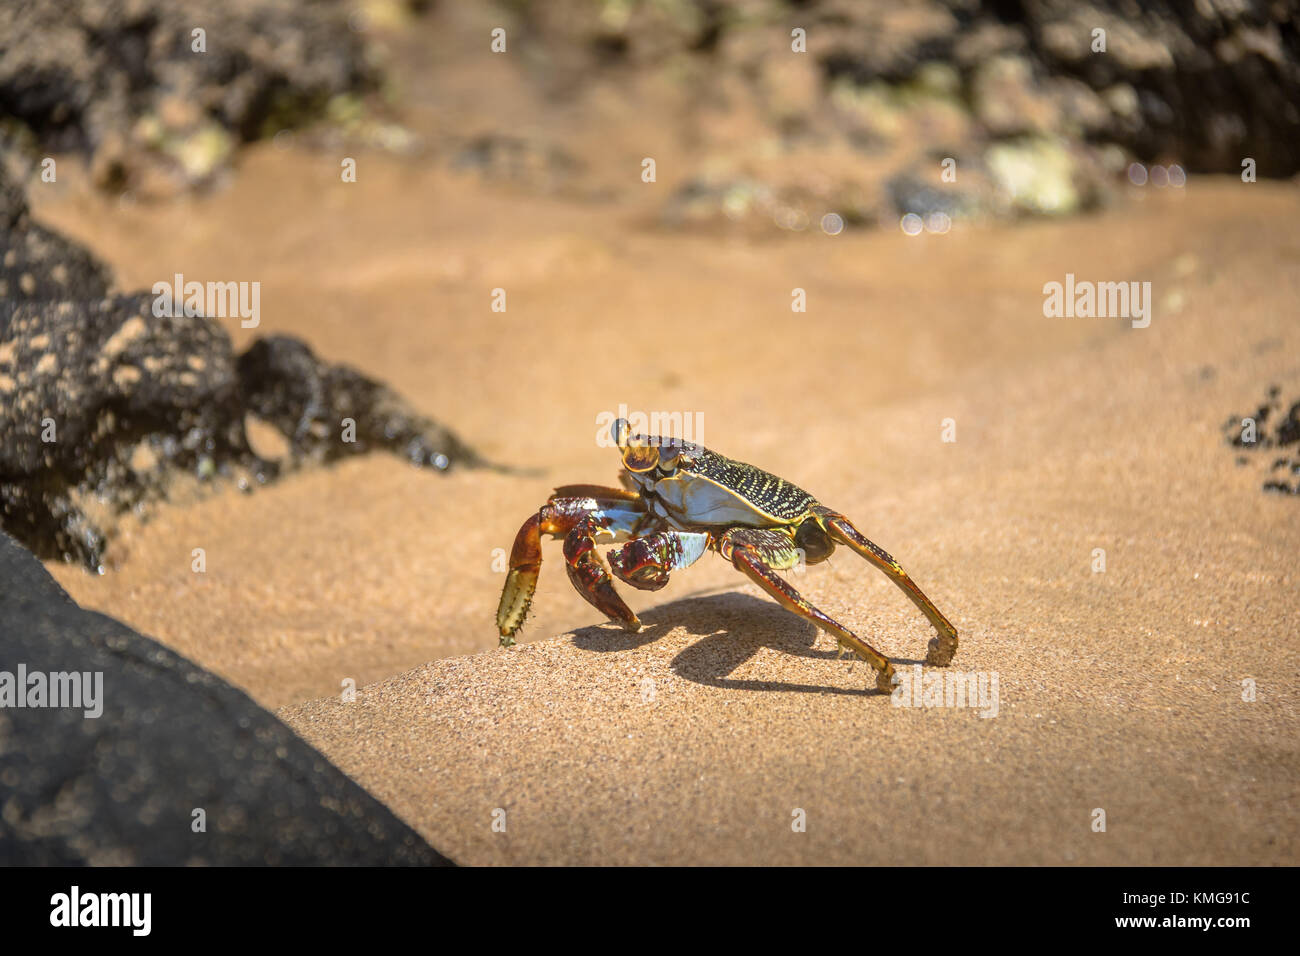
[0,164,487,569]
[0,294,269,568]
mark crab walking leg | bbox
[719,529,897,693]
[816,509,959,667]
[496,489,644,644]
[562,512,642,632]
[608,530,711,591]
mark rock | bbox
[0,294,489,569]
[0,0,376,192]
[449,134,585,196]
[0,530,454,865]
[237,335,487,471]
[984,137,1084,217]
[1019,0,1300,174]
[0,166,488,570]
[0,163,112,302]
[728,1,1300,175]
[885,170,978,221]
[659,172,879,235]
[971,55,1060,137]
[0,294,265,568]
[1224,385,1300,496]
[0,221,114,304]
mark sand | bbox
[28,16,1300,864]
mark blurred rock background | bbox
[0,0,1294,226]
[3,0,1297,562]
[0,0,1296,221]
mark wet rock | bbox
[0,221,114,303]
[0,0,377,192]
[0,530,454,865]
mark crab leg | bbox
[718,528,897,693]
[608,530,711,591]
[816,509,959,667]
[496,487,644,644]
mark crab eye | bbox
[621,444,660,473]
[611,418,631,448]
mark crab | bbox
[495,419,958,692]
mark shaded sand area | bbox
[32,152,1300,863]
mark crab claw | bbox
[608,543,671,591]
[563,519,642,632]
[497,514,544,644]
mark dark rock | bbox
[0,158,27,227]
[885,171,974,219]
[0,530,454,865]
[450,134,585,195]
[0,167,488,570]
[0,294,488,569]
[0,294,269,569]
[816,0,1300,174]
[0,162,112,302]
[526,0,1300,178]
[237,335,488,471]
[0,221,114,303]
[1017,0,1300,175]
[1223,386,1300,495]
[0,0,376,192]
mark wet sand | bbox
[28,28,1300,862]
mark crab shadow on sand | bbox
[570,592,924,697]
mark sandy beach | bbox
[33,160,1299,863]
[15,4,1298,865]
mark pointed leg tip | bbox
[875,667,897,694]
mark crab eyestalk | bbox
[614,419,662,473]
